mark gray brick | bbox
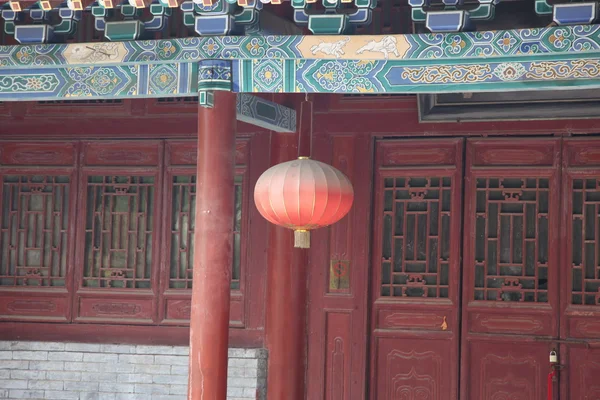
[99,344,135,354]
[48,352,83,362]
[28,380,62,390]
[83,353,118,363]
[244,368,258,378]
[29,361,64,371]
[227,387,244,397]
[228,358,257,368]
[44,390,79,399]
[46,371,81,381]
[0,389,7,398]
[169,384,187,395]
[134,345,174,355]
[228,377,258,388]
[0,351,11,360]
[0,371,9,379]
[80,392,100,400]
[134,384,170,395]
[0,380,28,389]
[81,372,118,382]
[10,370,46,380]
[228,348,246,358]
[12,351,47,361]
[64,380,98,391]
[133,364,169,375]
[0,342,11,351]
[99,383,135,393]
[152,374,187,385]
[8,390,44,399]
[243,388,258,397]
[154,355,187,366]
[10,342,65,352]
[64,362,93,372]
[117,374,153,384]
[115,394,146,400]
[98,394,116,400]
[172,347,189,356]
[0,360,28,369]
[170,366,188,376]
[118,354,154,365]
[65,343,101,352]
[228,367,245,377]
[153,395,182,400]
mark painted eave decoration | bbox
[4,24,600,100]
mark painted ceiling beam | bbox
[3,24,600,97]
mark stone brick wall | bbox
[0,342,267,400]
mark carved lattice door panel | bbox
[461,139,561,400]
[0,143,77,322]
[73,141,162,323]
[561,139,600,400]
[370,139,463,400]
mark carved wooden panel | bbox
[463,139,560,338]
[562,139,600,340]
[81,175,156,290]
[0,294,69,321]
[465,340,548,400]
[324,311,352,400]
[0,175,70,288]
[83,141,160,166]
[567,347,600,400]
[77,295,154,322]
[372,337,452,400]
[379,176,451,299]
[0,143,76,166]
[370,139,462,400]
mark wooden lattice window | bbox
[571,178,600,306]
[380,176,451,298]
[474,177,549,302]
[82,175,155,289]
[0,175,70,287]
[169,174,243,290]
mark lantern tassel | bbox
[294,230,310,249]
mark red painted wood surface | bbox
[265,132,308,400]
[370,139,463,400]
[461,138,561,400]
[188,91,236,400]
[0,136,269,347]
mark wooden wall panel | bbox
[307,134,372,400]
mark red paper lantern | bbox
[254,157,354,248]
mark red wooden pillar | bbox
[265,131,308,400]
[188,91,237,400]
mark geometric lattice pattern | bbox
[380,177,451,299]
[82,175,155,289]
[474,177,550,303]
[170,174,243,290]
[571,178,600,306]
[0,175,70,287]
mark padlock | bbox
[549,350,558,363]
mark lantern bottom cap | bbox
[294,230,310,249]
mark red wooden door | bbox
[560,139,600,400]
[370,139,463,400]
[461,139,561,400]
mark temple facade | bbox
[1,1,600,399]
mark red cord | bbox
[547,370,557,400]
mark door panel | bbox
[370,139,463,400]
[466,339,549,400]
[461,139,561,400]
[566,346,600,400]
[561,139,600,400]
